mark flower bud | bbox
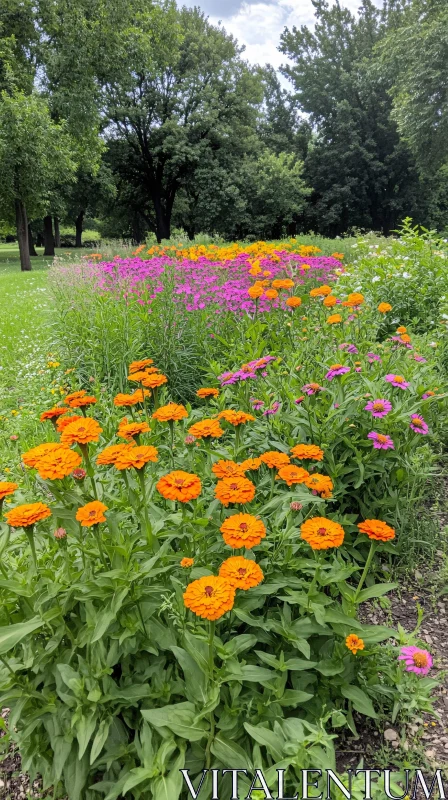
[10,435,18,441]
[184,435,195,445]
[72,468,87,480]
[54,527,67,540]
[290,501,303,512]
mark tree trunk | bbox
[54,216,61,248]
[43,215,55,256]
[75,210,84,248]
[28,224,38,256]
[154,206,170,243]
[15,200,32,271]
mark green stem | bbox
[137,468,154,549]
[205,620,216,769]
[354,541,377,603]
[269,469,276,500]
[80,444,98,499]
[25,526,38,571]
[0,654,16,678]
[169,420,175,466]
[234,425,241,459]
[93,524,108,568]
[307,551,322,610]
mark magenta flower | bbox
[384,374,410,389]
[263,402,280,416]
[409,414,429,434]
[398,646,432,676]
[295,396,305,405]
[339,343,358,354]
[413,354,427,363]
[325,364,350,381]
[301,383,323,396]
[422,392,435,400]
[364,399,392,418]
[250,398,264,410]
[367,352,382,363]
[367,431,395,450]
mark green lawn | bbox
[0,242,89,272]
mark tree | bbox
[257,66,311,159]
[280,0,424,235]
[0,91,76,270]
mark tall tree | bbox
[280,0,423,236]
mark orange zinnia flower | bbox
[180,557,194,568]
[152,403,188,422]
[183,575,235,620]
[40,406,68,422]
[346,634,365,654]
[323,295,337,307]
[214,476,255,506]
[96,444,133,465]
[259,451,290,469]
[127,370,152,382]
[378,302,392,313]
[218,410,254,426]
[60,417,102,446]
[156,470,201,502]
[67,395,97,408]
[300,516,345,550]
[248,284,264,299]
[310,285,332,297]
[56,414,82,432]
[220,513,266,549]
[141,373,168,389]
[357,519,395,542]
[117,418,151,440]
[64,390,86,404]
[188,419,224,439]
[277,465,309,486]
[291,444,324,461]
[272,278,294,290]
[36,446,82,480]
[305,473,333,498]
[240,457,262,471]
[286,297,302,308]
[22,442,62,468]
[346,292,364,307]
[327,314,342,324]
[212,460,246,479]
[113,391,147,407]
[76,500,108,527]
[196,387,219,398]
[114,445,158,470]
[400,333,411,343]
[5,502,51,528]
[219,556,264,590]
[129,358,153,373]
[264,288,278,300]
[0,482,18,501]
[396,326,407,334]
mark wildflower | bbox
[422,391,436,400]
[378,303,392,313]
[240,457,262,471]
[286,296,302,308]
[290,501,303,511]
[367,352,381,363]
[156,470,202,502]
[196,387,219,398]
[346,292,364,307]
[248,284,264,299]
[152,403,188,422]
[141,373,168,389]
[54,527,67,540]
[367,431,394,450]
[22,442,63,468]
[327,314,342,324]
[325,364,350,380]
[76,501,108,527]
[180,557,194,567]
[272,279,294,290]
[398,646,432,676]
[36,445,82,480]
[384,374,410,389]
[277,465,309,486]
[212,460,246,479]
[188,419,224,439]
[184,435,196,445]
[260,451,290,469]
[346,634,365,654]
[118,419,151,440]
[302,383,322,396]
[265,289,278,300]
[60,418,102,446]
[305,473,333,498]
[40,406,68,422]
[129,358,153,373]
[219,556,264,590]
[64,390,87,404]
[72,468,86,480]
[114,446,158,470]
[218,410,255,426]
[310,285,332,297]
[364,399,392,418]
[128,369,153,382]
[339,343,358,354]
[263,402,280,416]
[67,395,97,408]
[331,252,344,259]
[250,398,264,410]
[113,391,149,407]
[413,354,426,363]
[214,476,256,506]
[410,414,429,434]
[323,295,337,307]
[5,502,51,528]
[220,513,266,549]
[56,414,82,432]
[291,444,324,461]
[183,575,235,620]
[357,519,395,542]
[400,333,411,343]
[396,326,407,334]
[0,482,18,500]
[300,517,345,550]
[97,444,133,465]
[295,396,305,405]
[10,435,18,441]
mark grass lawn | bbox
[0,242,88,272]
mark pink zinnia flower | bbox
[364,399,392,418]
[413,354,427,363]
[325,364,350,381]
[367,431,394,450]
[367,352,381,363]
[409,414,429,434]
[398,646,432,676]
[301,383,322,396]
[295,396,305,405]
[384,374,410,389]
[250,398,264,410]
[263,402,280,416]
[339,343,358,354]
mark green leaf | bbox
[278,689,313,707]
[284,657,317,671]
[244,723,284,761]
[91,588,129,642]
[316,658,345,676]
[122,767,153,794]
[226,664,277,683]
[357,583,397,603]
[171,646,207,704]
[90,719,111,765]
[0,617,45,655]
[150,749,185,800]
[211,734,252,768]
[77,712,98,760]
[360,625,396,644]
[341,685,378,718]
[142,702,208,741]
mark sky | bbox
[178,0,384,73]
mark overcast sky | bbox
[178,0,384,73]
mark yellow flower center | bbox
[373,402,384,411]
[394,375,404,383]
[413,653,428,668]
[412,417,423,427]
[376,434,388,443]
